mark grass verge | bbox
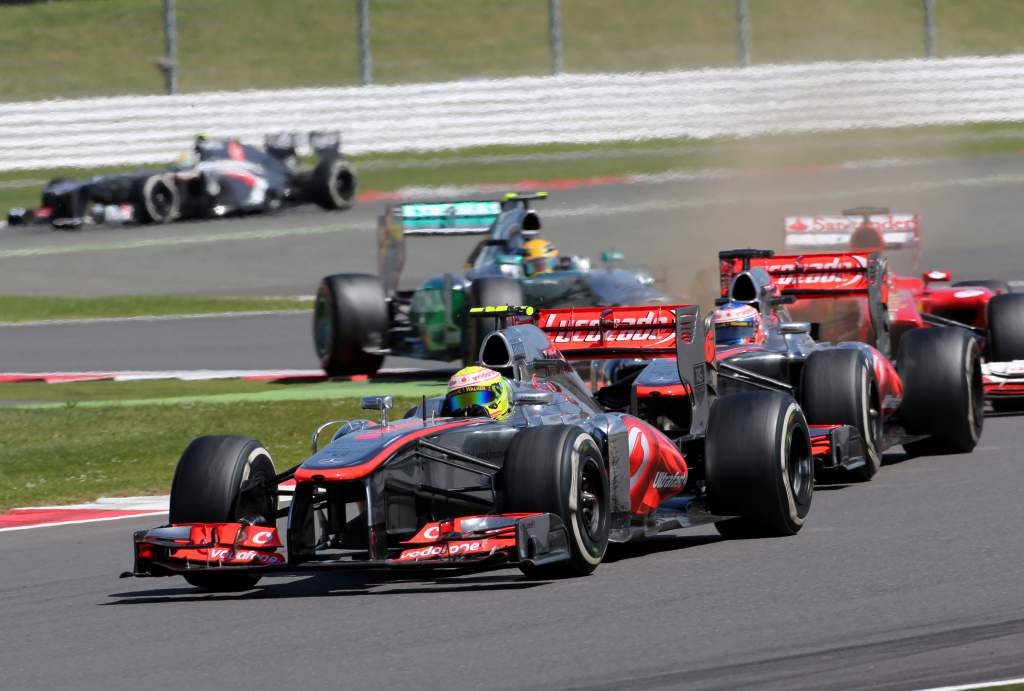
[3,123,1024,216]
[0,295,311,323]
[0,377,451,511]
[0,395,421,512]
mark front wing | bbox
[126,513,570,579]
[983,361,1024,400]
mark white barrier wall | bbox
[2,55,1024,171]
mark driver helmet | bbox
[442,366,512,420]
[714,301,764,346]
[522,238,559,277]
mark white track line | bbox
[915,677,1024,691]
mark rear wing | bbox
[262,131,343,160]
[719,249,892,355]
[377,193,546,293]
[784,207,920,252]
[536,304,713,435]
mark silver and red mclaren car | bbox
[125,304,853,591]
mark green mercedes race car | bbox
[313,193,670,376]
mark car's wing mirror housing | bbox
[923,269,952,284]
[516,391,553,405]
[779,322,812,336]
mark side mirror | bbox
[361,395,394,427]
[778,322,811,336]
[361,395,394,412]
[516,391,553,406]
[923,269,952,284]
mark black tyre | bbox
[800,348,881,481]
[988,293,1024,362]
[132,174,179,224]
[898,327,983,454]
[500,425,609,578]
[952,279,1011,294]
[313,273,388,377]
[311,159,356,210]
[169,435,278,591]
[465,277,524,365]
[707,391,813,538]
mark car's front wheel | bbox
[501,425,609,578]
[169,435,278,591]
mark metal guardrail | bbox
[2,55,1023,171]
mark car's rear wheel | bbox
[501,425,609,578]
[169,436,278,591]
[800,348,882,481]
[707,391,813,538]
[988,293,1024,362]
[898,327,983,455]
[314,273,388,377]
[311,159,356,210]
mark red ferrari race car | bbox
[124,304,841,591]
[783,206,1024,410]
[713,248,983,476]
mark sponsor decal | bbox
[542,311,674,345]
[764,255,867,288]
[653,471,686,489]
[449,368,500,388]
[786,217,809,231]
[953,289,985,299]
[250,530,274,546]
[200,547,282,564]
[400,540,491,560]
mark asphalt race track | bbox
[1,155,1023,690]
[4,155,1024,372]
[1,417,1022,691]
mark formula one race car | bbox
[709,248,983,477]
[313,193,668,377]
[7,132,356,230]
[126,303,829,591]
[783,206,1024,410]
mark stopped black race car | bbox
[709,248,983,478]
[313,193,668,377]
[7,132,356,230]
[125,303,866,591]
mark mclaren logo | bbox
[653,471,686,489]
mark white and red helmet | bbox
[714,301,764,346]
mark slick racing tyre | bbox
[898,327,983,455]
[131,174,179,224]
[311,159,356,210]
[707,391,813,538]
[501,425,610,578]
[987,293,1024,362]
[800,348,882,481]
[169,436,278,591]
[465,277,524,366]
[314,273,388,377]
